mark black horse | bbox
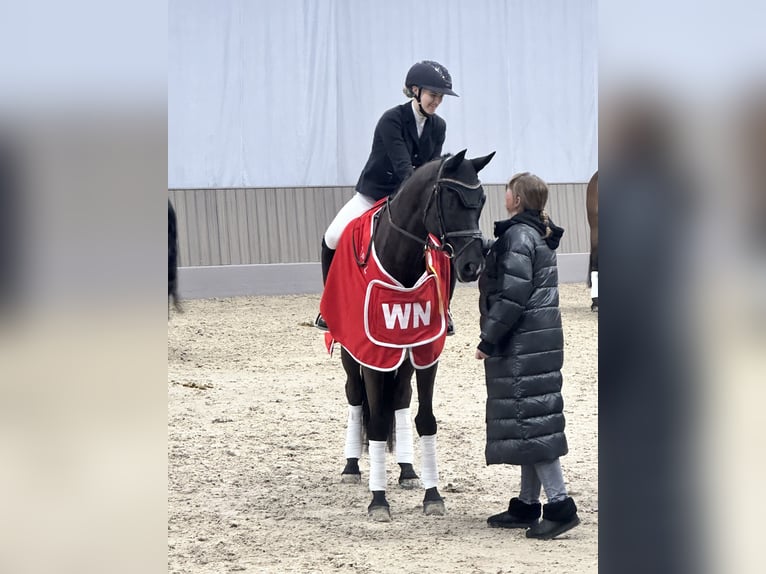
[168,200,182,314]
[323,149,494,521]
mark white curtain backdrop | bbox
[169,0,597,188]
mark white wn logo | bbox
[381,302,432,329]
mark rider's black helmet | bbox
[405,61,459,97]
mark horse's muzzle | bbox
[457,260,483,283]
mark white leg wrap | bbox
[368,440,387,492]
[344,405,363,459]
[590,271,599,298]
[420,434,438,490]
[394,408,414,464]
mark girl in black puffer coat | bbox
[476,172,580,540]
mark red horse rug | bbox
[320,204,450,371]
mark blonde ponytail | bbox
[540,210,552,238]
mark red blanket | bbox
[320,203,450,371]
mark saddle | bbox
[320,204,450,371]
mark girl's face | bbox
[505,185,522,215]
[416,88,444,115]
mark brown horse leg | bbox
[414,366,445,516]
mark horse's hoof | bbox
[423,499,446,516]
[368,506,392,522]
[397,463,419,489]
[398,477,421,490]
[340,473,361,484]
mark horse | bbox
[586,171,598,311]
[168,200,182,314]
[320,149,495,521]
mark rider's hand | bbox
[475,349,488,360]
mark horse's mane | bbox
[397,152,481,198]
[398,157,442,194]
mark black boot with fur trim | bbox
[487,497,541,529]
[525,497,580,539]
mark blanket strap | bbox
[352,210,380,268]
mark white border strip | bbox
[177,254,590,299]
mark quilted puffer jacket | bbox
[477,210,568,466]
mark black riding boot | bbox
[446,262,457,335]
[315,238,336,331]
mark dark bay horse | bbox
[586,171,598,311]
[323,150,495,521]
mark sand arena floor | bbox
[168,283,598,573]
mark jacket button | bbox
[414,154,419,159]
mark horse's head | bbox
[422,149,495,282]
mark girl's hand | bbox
[475,349,488,360]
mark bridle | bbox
[382,159,485,260]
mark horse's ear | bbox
[471,151,496,174]
[442,149,467,172]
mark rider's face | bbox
[416,88,444,115]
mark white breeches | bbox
[324,192,377,249]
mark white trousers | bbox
[324,192,377,250]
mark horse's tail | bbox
[357,372,396,454]
[360,380,369,453]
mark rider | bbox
[316,59,459,334]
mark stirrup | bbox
[446,310,455,336]
[314,313,329,332]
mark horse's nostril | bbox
[462,262,479,279]
[460,262,484,281]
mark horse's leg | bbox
[589,243,599,312]
[340,348,364,483]
[363,367,394,522]
[586,172,598,312]
[392,360,419,489]
[414,365,445,516]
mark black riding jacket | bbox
[355,102,446,201]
